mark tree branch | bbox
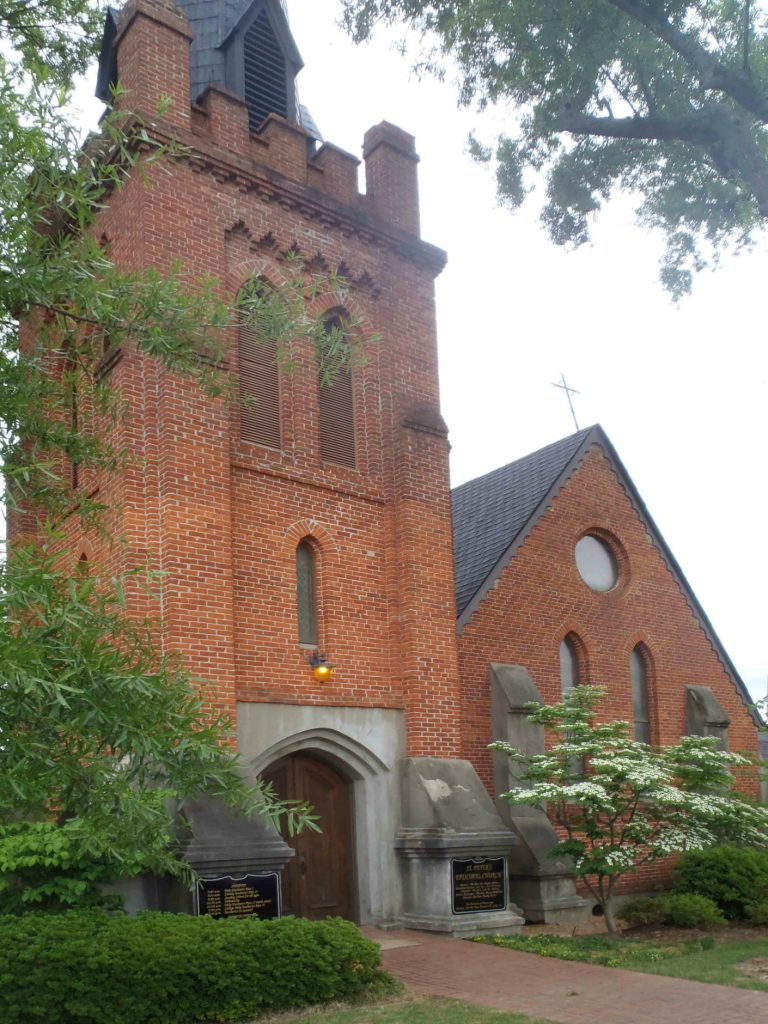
[635,63,657,117]
[31,302,101,327]
[558,102,768,215]
[558,106,717,144]
[605,0,768,121]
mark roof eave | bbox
[456,426,602,634]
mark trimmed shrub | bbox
[620,893,725,929]
[674,845,768,920]
[663,893,726,929]
[0,911,385,1024]
[619,895,668,928]
[746,901,768,926]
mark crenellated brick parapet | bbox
[362,122,421,236]
[112,1,426,248]
[114,0,194,128]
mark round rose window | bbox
[575,535,618,592]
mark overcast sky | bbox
[284,1,767,704]
[70,1,767,704]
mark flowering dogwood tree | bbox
[492,686,768,934]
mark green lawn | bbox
[477,932,768,991]
[258,997,552,1024]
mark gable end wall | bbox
[457,446,760,891]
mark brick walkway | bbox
[362,929,768,1024]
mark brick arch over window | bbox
[282,519,336,554]
[225,250,290,294]
[74,539,95,569]
[318,308,356,469]
[237,276,281,449]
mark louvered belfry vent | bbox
[243,8,289,132]
[319,316,356,469]
[238,306,281,450]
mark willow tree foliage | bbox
[492,686,768,934]
[343,0,768,297]
[0,1,330,911]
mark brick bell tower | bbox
[92,0,522,933]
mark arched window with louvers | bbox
[318,311,356,469]
[237,278,282,450]
[242,6,290,132]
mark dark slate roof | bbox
[180,0,246,103]
[96,2,250,103]
[96,1,315,125]
[452,428,591,619]
[451,424,762,727]
[180,0,301,106]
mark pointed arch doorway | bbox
[262,752,355,921]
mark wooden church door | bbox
[262,753,355,921]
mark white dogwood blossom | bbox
[493,686,768,934]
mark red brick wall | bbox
[457,443,760,889]
[54,1,462,755]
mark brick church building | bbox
[50,0,761,931]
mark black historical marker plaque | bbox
[451,857,507,915]
[195,873,281,920]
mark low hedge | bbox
[0,911,385,1024]
[746,901,768,926]
[620,893,726,929]
[674,845,768,920]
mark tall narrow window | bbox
[296,541,318,646]
[238,280,281,449]
[559,634,584,777]
[559,635,580,696]
[631,645,651,743]
[319,314,356,469]
[70,379,79,489]
[63,344,80,490]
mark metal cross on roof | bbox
[552,372,580,431]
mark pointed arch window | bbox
[238,279,281,449]
[296,540,318,646]
[69,376,79,490]
[630,644,652,743]
[319,313,356,469]
[559,635,581,697]
[560,633,585,777]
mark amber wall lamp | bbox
[308,652,334,682]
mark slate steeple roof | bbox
[177,0,301,110]
[451,425,759,724]
[96,1,321,141]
